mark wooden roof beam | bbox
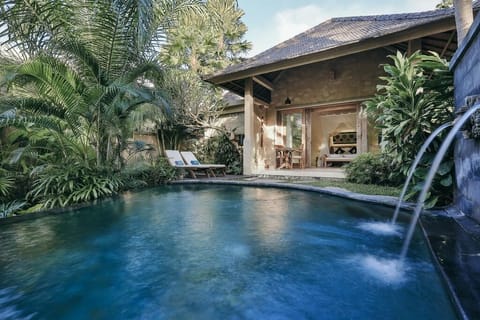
[253,76,274,91]
[440,30,456,57]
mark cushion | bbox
[190,160,200,165]
[175,160,184,166]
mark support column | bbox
[305,109,312,168]
[407,39,422,55]
[357,105,368,153]
[243,77,255,175]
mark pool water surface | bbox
[0,185,457,319]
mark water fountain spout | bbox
[399,103,480,261]
[391,122,453,224]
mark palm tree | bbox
[0,0,203,168]
[161,0,251,74]
[454,0,473,43]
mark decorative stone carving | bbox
[471,109,480,139]
[457,95,480,140]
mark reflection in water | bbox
[248,188,289,249]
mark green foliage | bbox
[436,0,453,9]
[364,51,454,207]
[0,168,15,201]
[152,69,225,152]
[0,0,249,216]
[28,164,124,209]
[408,157,455,208]
[304,180,402,197]
[161,0,251,74]
[155,0,250,155]
[202,133,242,174]
[0,0,205,170]
[345,153,402,186]
[120,158,176,190]
[0,200,26,218]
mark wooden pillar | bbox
[357,105,368,153]
[243,77,255,175]
[305,109,312,168]
[407,39,422,55]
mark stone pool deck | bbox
[172,174,404,208]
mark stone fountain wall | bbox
[450,14,480,223]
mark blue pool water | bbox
[0,185,457,319]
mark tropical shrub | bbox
[0,200,26,218]
[28,164,124,209]
[0,166,26,218]
[0,168,14,201]
[120,158,176,190]
[0,0,205,170]
[0,0,249,215]
[345,153,402,186]
[364,51,454,207]
[201,133,242,174]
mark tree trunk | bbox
[159,129,166,156]
[454,0,474,44]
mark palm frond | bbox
[54,38,107,85]
[74,0,133,79]
[0,115,65,133]
[0,0,73,58]
[0,97,66,120]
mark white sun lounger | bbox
[165,150,214,179]
[180,151,226,177]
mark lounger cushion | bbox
[190,160,200,165]
[175,160,184,166]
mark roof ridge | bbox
[331,8,454,22]
[254,6,458,58]
[331,0,480,22]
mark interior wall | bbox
[310,112,356,166]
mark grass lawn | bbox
[298,179,402,197]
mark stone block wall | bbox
[451,14,480,222]
[271,48,390,106]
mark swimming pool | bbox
[0,185,457,319]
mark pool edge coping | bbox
[171,178,414,209]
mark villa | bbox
[206,4,479,176]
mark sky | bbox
[237,0,442,56]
